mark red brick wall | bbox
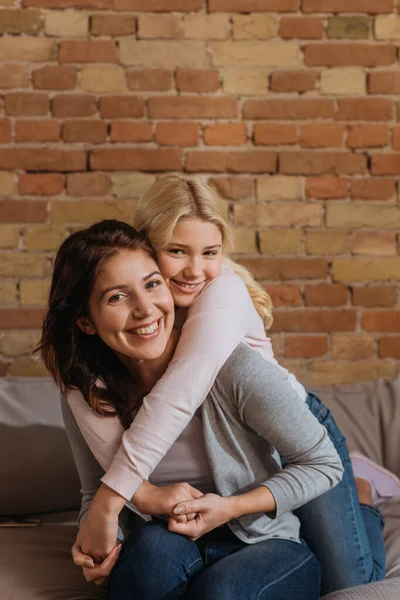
[0,0,399,385]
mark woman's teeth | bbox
[132,321,159,336]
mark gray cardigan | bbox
[62,343,343,545]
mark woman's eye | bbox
[146,280,161,289]
[108,293,125,303]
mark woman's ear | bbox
[77,316,96,335]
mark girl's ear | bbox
[76,316,96,335]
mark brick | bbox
[62,120,106,144]
[332,335,375,359]
[23,0,109,8]
[327,17,370,40]
[0,120,11,143]
[259,230,302,254]
[372,154,400,175]
[33,66,77,90]
[233,14,278,40]
[176,69,220,93]
[391,127,400,150]
[257,176,301,201]
[347,125,389,148]
[280,17,323,39]
[244,99,335,120]
[271,309,356,332]
[0,172,15,196]
[0,65,29,89]
[120,41,206,69]
[0,330,41,357]
[264,285,302,307]
[111,173,155,198]
[204,124,247,146]
[148,97,237,119]
[208,177,253,200]
[155,123,199,146]
[305,284,348,306]
[235,202,322,227]
[19,173,64,196]
[0,149,86,172]
[320,68,366,95]
[0,253,47,277]
[0,309,45,330]
[185,151,276,174]
[304,44,396,67]
[0,38,53,62]
[332,258,400,282]
[45,10,88,36]
[375,15,400,40]
[0,282,17,304]
[138,14,181,39]
[114,0,202,9]
[51,200,135,224]
[240,258,329,281]
[212,41,301,68]
[336,99,393,121]
[0,200,47,223]
[270,71,317,93]
[369,72,400,94]
[111,122,153,143]
[327,204,400,229]
[280,359,305,383]
[284,335,328,358]
[127,69,172,91]
[232,228,256,253]
[303,0,392,13]
[306,177,348,199]
[280,152,366,176]
[0,225,19,248]
[352,232,397,256]
[59,41,116,63]
[52,94,96,117]
[67,173,109,197]
[379,337,400,359]
[9,359,49,378]
[254,124,297,145]
[24,226,67,251]
[362,311,400,332]
[15,120,60,143]
[224,70,267,96]
[306,231,348,255]
[184,14,230,40]
[81,66,126,93]
[99,96,144,119]
[5,93,48,117]
[91,15,136,36]
[307,361,396,387]
[300,124,344,148]
[0,9,42,34]
[209,0,299,10]
[353,286,397,307]
[91,148,181,171]
[20,279,50,306]
[350,178,395,200]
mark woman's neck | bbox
[119,327,180,393]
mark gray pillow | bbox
[0,377,81,516]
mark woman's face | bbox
[79,249,175,363]
[157,218,223,308]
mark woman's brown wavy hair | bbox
[38,219,157,428]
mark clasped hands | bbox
[72,481,237,586]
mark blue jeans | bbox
[109,520,320,600]
[290,392,386,596]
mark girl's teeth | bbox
[176,282,198,289]
[133,321,159,336]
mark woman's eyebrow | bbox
[100,284,129,300]
[143,270,161,281]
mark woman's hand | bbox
[133,480,204,522]
[75,507,119,563]
[72,539,122,586]
[167,493,236,540]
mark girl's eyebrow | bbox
[168,243,222,250]
[100,271,161,299]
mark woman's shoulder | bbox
[217,343,279,388]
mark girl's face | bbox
[79,249,175,363]
[157,218,223,308]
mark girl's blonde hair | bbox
[133,175,273,330]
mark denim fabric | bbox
[109,520,320,600]
[290,392,386,596]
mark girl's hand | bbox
[167,493,236,540]
[75,507,119,563]
[74,542,122,586]
[133,481,203,522]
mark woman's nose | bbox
[131,295,153,319]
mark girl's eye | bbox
[204,251,218,257]
[146,280,161,290]
[108,293,125,303]
[168,248,184,255]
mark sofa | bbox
[0,376,399,600]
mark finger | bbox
[83,566,104,582]
[168,519,198,538]
[186,512,197,521]
[99,543,122,573]
[71,543,95,568]
[173,514,188,524]
[188,485,204,500]
[94,577,106,586]
[173,498,206,516]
